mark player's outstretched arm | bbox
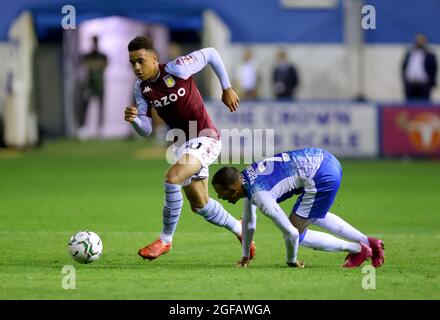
[241,198,256,258]
[253,191,302,266]
[236,199,256,268]
[201,48,239,112]
[236,256,250,267]
[165,48,239,112]
[287,260,305,268]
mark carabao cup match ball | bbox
[68,231,103,264]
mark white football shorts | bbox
[172,137,222,186]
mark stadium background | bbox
[0,0,439,300]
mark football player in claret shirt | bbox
[124,36,256,260]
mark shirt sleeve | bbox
[131,81,152,137]
[165,47,231,89]
[252,191,299,263]
[242,198,257,257]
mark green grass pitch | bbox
[0,139,439,299]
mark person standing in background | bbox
[272,49,299,100]
[79,36,108,136]
[235,48,258,99]
[402,34,437,101]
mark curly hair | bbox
[128,36,156,52]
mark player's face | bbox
[129,49,159,81]
[214,184,242,204]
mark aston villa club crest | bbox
[164,75,175,88]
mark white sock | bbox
[196,198,242,236]
[313,212,369,244]
[300,229,361,253]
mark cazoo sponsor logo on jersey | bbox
[150,88,186,108]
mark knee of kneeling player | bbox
[284,227,299,240]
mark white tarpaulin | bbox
[3,11,38,148]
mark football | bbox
[68,231,103,264]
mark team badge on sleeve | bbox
[175,54,197,66]
[164,75,176,88]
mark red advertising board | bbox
[381,106,440,157]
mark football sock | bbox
[196,198,242,235]
[159,183,183,244]
[313,212,369,245]
[300,229,361,253]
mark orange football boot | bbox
[138,238,171,260]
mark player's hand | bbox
[222,87,240,112]
[286,260,305,268]
[236,256,250,268]
[124,106,138,122]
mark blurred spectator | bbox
[354,93,367,102]
[402,34,437,101]
[272,49,299,100]
[235,48,258,99]
[0,108,4,147]
[168,42,183,60]
[79,35,108,135]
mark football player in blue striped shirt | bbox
[212,148,384,268]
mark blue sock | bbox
[196,198,241,236]
[160,183,183,243]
